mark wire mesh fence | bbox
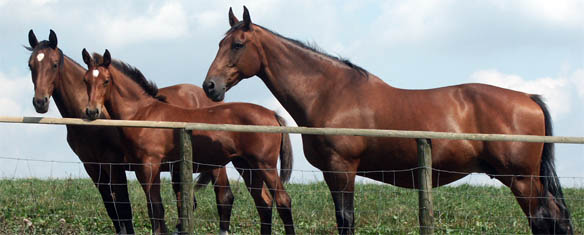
[0,156,582,234]
[0,116,583,234]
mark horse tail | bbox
[193,171,214,191]
[275,113,293,183]
[530,95,573,231]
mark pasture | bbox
[0,178,582,234]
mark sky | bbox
[0,0,582,187]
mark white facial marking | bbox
[92,69,100,77]
[36,53,45,62]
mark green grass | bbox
[0,178,582,234]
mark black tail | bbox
[275,113,293,183]
[531,95,573,232]
[193,172,214,191]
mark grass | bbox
[0,178,582,234]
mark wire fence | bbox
[1,158,582,234]
[0,116,583,234]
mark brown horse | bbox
[202,7,573,234]
[82,49,295,234]
[26,30,275,234]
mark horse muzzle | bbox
[32,96,49,113]
[85,107,101,121]
[203,80,226,102]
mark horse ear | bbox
[228,7,239,27]
[102,49,111,67]
[48,29,58,49]
[82,48,91,67]
[242,6,251,30]
[28,29,38,48]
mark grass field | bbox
[0,178,582,234]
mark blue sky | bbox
[0,0,582,186]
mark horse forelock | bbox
[26,40,65,69]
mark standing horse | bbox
[26,30,287,234]
[82,49,295,234]
[202,7,573,234]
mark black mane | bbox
[227,22,368,78]
[92,53,166,102]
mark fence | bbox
[1,116,584,234]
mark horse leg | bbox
[497,174,572,234]
[108,164,135,235]
[136,163,168,234]
[233,158,273,234]
[83,161,135,234]
[322,163,357,235]
[210,167,235,234]
[488,140,573,234]
[255,160,295,235]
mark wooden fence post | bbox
[417,138,434,235]
[179,129,194,234]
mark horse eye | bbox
[232,42,245,50]
[104,80,110,86]
[53,63,58,69]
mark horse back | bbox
[158,84,221,108]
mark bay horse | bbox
[81,49,295,234]
[26,30,291,234]
[202,7,573,234]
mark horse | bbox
[81,49,295,234]
[25,30,288,234]
[202,7,573,234]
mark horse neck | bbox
[52,56,89,118]
[104,67,157,120]
[256,29,363,126]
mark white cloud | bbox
[571,69,584,98]
[30,0,57,6]
[0,72,32,116]
[98,2,188,46]
[361,0,583,51]
[498,0,584,28]
[469,69,584,120]
[374,0,454,44]
[193,9,223,30]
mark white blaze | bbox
[36,53,45,62]
[92,70,100,77]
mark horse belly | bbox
[191,134,233,168]
[357,138,479,188]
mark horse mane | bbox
[92,53,166,102]
[227,22,368,78]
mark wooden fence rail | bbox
[1,116,583,143]
[1,116,583,234]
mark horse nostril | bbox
[205,81,215,90]
[43,97,48,103]
[34,98,45,106]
